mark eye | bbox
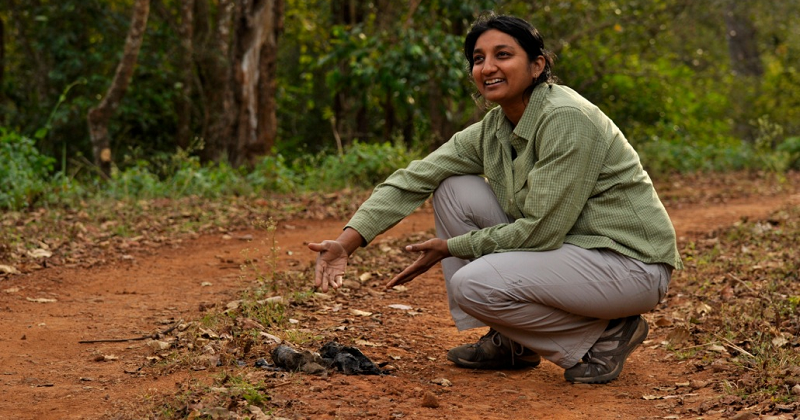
[473,55,484,64]
[497,51,511,58]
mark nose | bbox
[481,57,497,75]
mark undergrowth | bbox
[673,204,800,411]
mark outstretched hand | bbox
[308,240,349,292]
[386,238,451,288]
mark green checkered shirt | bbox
[347,83,683,269]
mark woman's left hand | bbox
[386,238,451,288]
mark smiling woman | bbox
[464,15,556,124]
[308,12,682,385]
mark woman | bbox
[308,13,681,384]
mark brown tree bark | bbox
[228,0,283,167]
[175,0,195,150]
[86,0,150,178]
[724,0,763,77]
[200,0,235,163]
[0,16,5,122]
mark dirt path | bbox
[1,184,798,420]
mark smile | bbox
[484,78,504,86]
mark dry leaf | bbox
[388,304,413,310]
[665,326,691,345]
[0,265,20,274]
[26,297,57,303]
[27,248,52,259]
[354,339,381,347]
[772,336,789,348]
[147,340,172,351]
[708,344,727,353]
[431,377,452,387]
[654,317,673,327]
[359,272,373,282]
[350,309,373,317]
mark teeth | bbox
[485,78,503,85]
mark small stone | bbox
[421,392,439,408]
[791,384,800,396]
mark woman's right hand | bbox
[307,240,349,292]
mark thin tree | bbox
[176,0,195,150]
[0,16,5,122]
[87,0,150,178]
[229,0,284,167]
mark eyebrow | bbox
[473,44,517,55]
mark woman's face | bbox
[471,29,541,108]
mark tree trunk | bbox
[724,0,763,77]
[201,0,235,163]
[86,0,150,178]
[0,16,5,123]
[228,0,283,167]
[176,0,195,150]
[9,0,51,109]
[723,0,763,141]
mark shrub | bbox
[0,127,56,210]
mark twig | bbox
[78,319,183,344]
[727,273,772,304]
[717,335,756,359]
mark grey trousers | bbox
[433,175,672,368]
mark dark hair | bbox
[464,13,556,91]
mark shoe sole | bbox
[446,352,541,370]
[566,316,649,384]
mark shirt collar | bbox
[512,83,550,142]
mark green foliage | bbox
[2,0,800,192]
[299,140,423,191]
[776,136,800,170]
[0,128,56,209]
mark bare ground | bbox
[1,174,799,420]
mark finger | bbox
[308,242,328,252]
[387,266,421,288]
[314,259,325,289]
[328,273,341,290]
[404,242,426,252]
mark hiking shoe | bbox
[446,328,541,370]
[564,315,649,384]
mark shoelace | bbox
[488,329,527,366]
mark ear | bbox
[530,55,546,76]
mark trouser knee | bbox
[450,270,491,319]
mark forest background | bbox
[2,0,800,211]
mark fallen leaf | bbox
[0,265,20,274]
[654,317,673,327]
[26,297,57,303]
[350,309,373,317]
[431,377,452,387]
[642,394,662,400]
[27,249,52,259]
[772,336,789,348]
[665,326,691,345]
[388,304,413,310]
[147,340,172,351]
[708,344,727,353]
[355,339,381,347]
[359,272,373,282]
